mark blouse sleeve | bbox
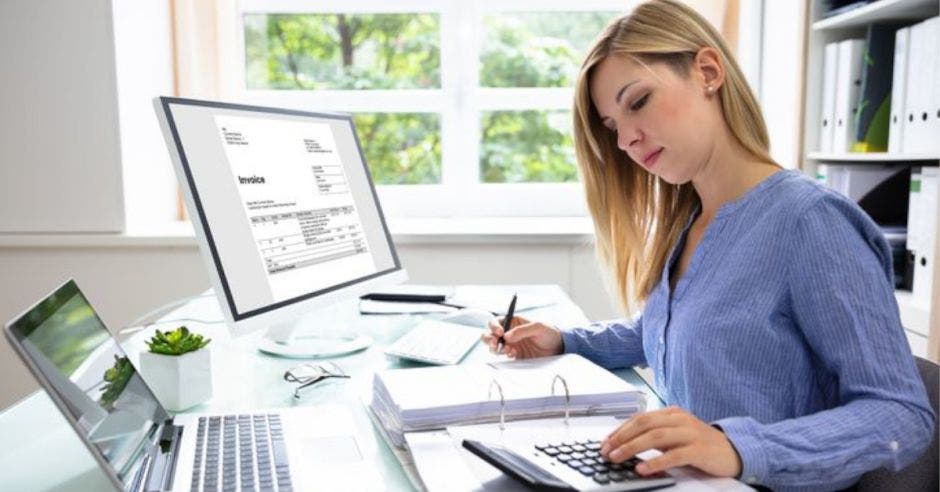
[715,193,935,489]
[561,314,647,370]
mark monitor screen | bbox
[158,99,402,321]
[5,280,166,486]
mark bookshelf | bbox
[801,0,940,363]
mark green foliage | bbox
[480,12,616,88]
[146,326,211,356]
[481,110,577,183]
[99,355,134,409]
[245,13,440,90]
[243,11,616,184]
[354,113,441,185]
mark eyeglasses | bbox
[283,361,350,399]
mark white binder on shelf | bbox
[833,39,865,153]
[902,18,939,155]
[907,168,923,259]
[888,27,910,155]
[930,17,940,155]
[820,42,840,153]
[912,167,937,312]
[815,163,831,186]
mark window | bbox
[235,0,748,218]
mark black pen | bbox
[496,293,517,353]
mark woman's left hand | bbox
[600,406,742,478]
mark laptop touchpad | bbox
[304,436,363,463]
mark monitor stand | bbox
[257,321,372,359]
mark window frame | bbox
[234,0,758,218]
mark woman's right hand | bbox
[481,315,564,359]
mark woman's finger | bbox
[635,446,694,476]
[481,332,498,352]
[602,407,687,455]
[607,426,693,463]
[502,322,545,343]
[487,320,505,337]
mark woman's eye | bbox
[630,94,650,111]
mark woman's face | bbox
[589,55,720,185]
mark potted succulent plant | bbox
[139,326,212,412]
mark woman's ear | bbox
[694,47,725,95]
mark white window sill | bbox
[0,217,596,248]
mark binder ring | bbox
[551,374,571,425]
[488,379,506,430]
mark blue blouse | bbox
[561,170,935,491]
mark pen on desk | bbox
[496,293,517,353]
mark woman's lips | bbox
[643,148,663,168]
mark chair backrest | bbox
[856,356,939,492]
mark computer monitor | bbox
[153,97,407,357]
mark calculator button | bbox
[593,473,610,484]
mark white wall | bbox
[0,241,621,409]
[0,0,125,232]
[112,0,179,230]
[759,0,807,169]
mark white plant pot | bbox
[139,349,212,412]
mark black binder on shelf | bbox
[853,23,905,152]
[822,0,872,18]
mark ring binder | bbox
[370,354,646,447]
[488,379,506,430]
[551,374,571,425]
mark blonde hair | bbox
[573,0,775,312]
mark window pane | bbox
[480,110,577,183]
[480,12,617,88]
[354,113,441,185]
[245,13,441,90]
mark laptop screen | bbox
[5,280,168,486]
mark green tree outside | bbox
[353,113,441,185]
[244,11,616,185]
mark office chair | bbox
[856,356,939,492]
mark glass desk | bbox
[0,285,661,491]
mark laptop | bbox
[4,280,380,491]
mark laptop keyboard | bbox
[191,414,292,492]
[535,439,666,485]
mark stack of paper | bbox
[370,354,646,447]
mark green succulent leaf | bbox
[145,326,211,356]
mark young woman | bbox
[482,1,934,490]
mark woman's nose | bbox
[617,126,639,152]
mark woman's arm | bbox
[715,194,935,489]
[560,314,647,369]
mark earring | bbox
[706,86,713,93]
